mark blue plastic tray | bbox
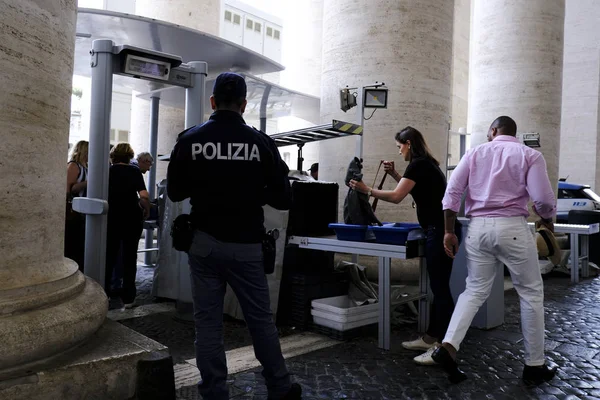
[368,222,422,245]
[328,223,369,242]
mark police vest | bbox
[191,142,261,162]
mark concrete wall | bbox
[559,0,600,189]
[135,0,221,34]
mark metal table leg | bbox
[581,235,590,278]
[570,233,580,283]
[418,255,429,333]
[378,256,391,350]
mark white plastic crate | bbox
[311,295,378,316]
[312,313,378,331]
[311,295,379,331]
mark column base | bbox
[0,319,174,400]
[0,275,107,371]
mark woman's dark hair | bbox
[394,126,439,165]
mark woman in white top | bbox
[64,140,88,271]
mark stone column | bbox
[130,0,221,183]
[130,93,186,183]
[277,0,324,171]
[320,0,454,223]
[468,0,565,188]
[0,0,107,373]
[448,0,471,167]
[559,0,600,189]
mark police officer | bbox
[167,72,301,400]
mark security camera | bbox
[340,88,357,112]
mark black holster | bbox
[262,229,279,275]
[171,214,194,253]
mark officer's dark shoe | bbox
[431,346,467,384]
[268,383,302,400]
[522,364,557,385]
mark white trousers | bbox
[443,216,545,366]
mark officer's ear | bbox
[240,99,248,114]
[210,95,217,111]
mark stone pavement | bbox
[116,266,600,399]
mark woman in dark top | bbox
[106,143,150,308]
[349,126,460,366]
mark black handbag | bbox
[171,214,194,253]
[262,229,279,274]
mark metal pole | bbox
[144,95,160,266]
[185,61,208,129]
[259,84,272,133]
[85,39,114,287]
[459,133,466,159]
[355,87,365,159]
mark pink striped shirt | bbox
[442,135,556,219]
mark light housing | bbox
[364,88,388,109]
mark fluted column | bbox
[468,0,565,189]
[0,0,107,373]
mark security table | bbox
[287,235,429,351]
[529,222,600,283]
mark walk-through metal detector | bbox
[73,39,207,288]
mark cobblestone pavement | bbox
[119,266,600,399]
[117,265,296,363]
[170,273,600,399]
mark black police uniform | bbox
[167,74,295,400]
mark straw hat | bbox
[536,227,562,266]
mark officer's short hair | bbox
[213,72,247,108]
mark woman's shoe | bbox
[402,337,437,351]
[413,346,439,365]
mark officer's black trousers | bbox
[188,230,291,400]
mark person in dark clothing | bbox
[105,142,150,308]
[349,126,460,366]
[167,72,301,400]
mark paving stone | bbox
[142,272,600,399]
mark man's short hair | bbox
[491,116,517,136]
[309,163,318,172]
[213,72,247,108]
[137,151,154,163]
